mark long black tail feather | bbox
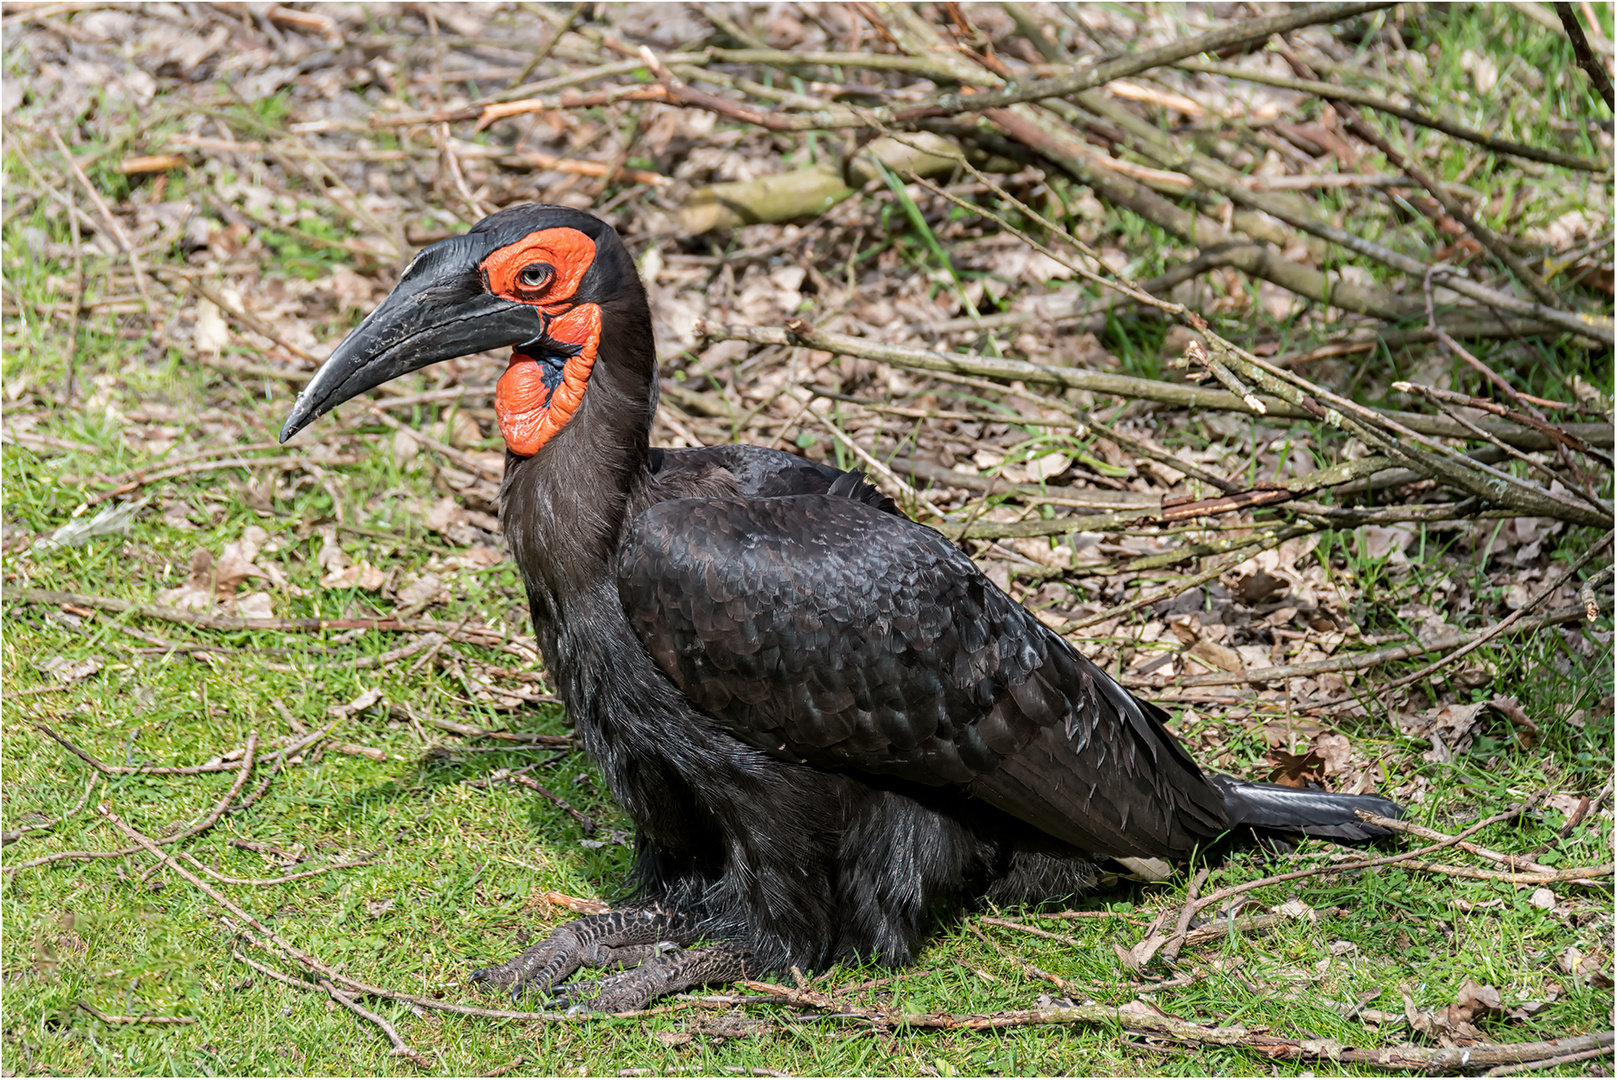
[1213,776,1404,842]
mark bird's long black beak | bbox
[279,233,545,442]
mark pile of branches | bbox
[5,2,1612,702]
[342,2,1616,661]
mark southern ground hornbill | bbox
[280,205,1401,1011]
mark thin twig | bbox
[1125,604,1591,690]
[84,456,359,507]
[77,1002,195,1026]
[1555,1,1616,108]
[1352,814,1557,874]
[1397,386,1571,496]
[1485,1045,1615,1076]
[791,389,946,519]
[370,409,500,481]
[233,951,429,1065]
[506,0,585,89]
[1059,525,1314,633]
[181,850,381,887]
[697,323,1613,453]
[1370,857,1613,886]
[5,733,258,872]
[978,916,1082,947]
[29,720,329,777]
[45,127,153,311]
[97,441,307,487]
[1174,57,1609,170]
[101,807,377,996]
[160,731,258,841]
[1300,74,1564,309]
[968,923,1076,994]
[1392,382,1612,471]
[178,276,322,364]
[62,177,84,404]
[1211,338,1611,526]
[1417,265,1607,501]
[2,587,507,645]
[229,754,284,813]
[498,773,597,834]
[1,776,98,847]
[1158,867,1209,966]
[735,981,1612,1070]
[906,3,1399,121]
[1014,82,1609,344]
[1183,795,1548,925]
[1375,532,1613,692]
[1518,787,1603,859]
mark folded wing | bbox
[618,495,1229,859]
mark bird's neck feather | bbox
[499,286,657,637]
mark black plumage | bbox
[280,205,1403,1012]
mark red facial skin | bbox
[494,304,600,456]
[482,227,601,457]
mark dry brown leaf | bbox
[1397,700,1490,762]
[1263,748,1326,788]
[320,562,388,591]
[194,298,229,356]
[1544,792,1593,819]
[1237,569,1287,605]
[156,548,216,611]
[37,655,103,683]
[1306,731,1347,771]
[1448,979,1503,1026]
[237,591,274,619]
[543,890,610,915]
[430,412,483,450]
[1399,697,1534,762]
[1026,450,1071,483]
[316,525,348,572]
[1360,525,1415,562]
[160,501,197,531]
[1486,696,1539,749]
[1559,946,1614,987]
[1186,637,1242,673]
[215,525,269,596]
[396,573,446,610]
[330,266,378,312]
[391,428,420,468]
[1271,898,1317,923]
[460,546,504,568]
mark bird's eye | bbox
[518,263,552,289]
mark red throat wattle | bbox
[494,303,601,456]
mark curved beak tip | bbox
[278,403,310,444]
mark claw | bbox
[468,910,712,1009]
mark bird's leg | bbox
[546,942,750,1013]
[583,942,682,970]
[468,906,699,998]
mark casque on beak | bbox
[279,232,545,443]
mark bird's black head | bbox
[279,205,642,456]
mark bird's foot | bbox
[468,907,699,1000]
[545,944,750,1013]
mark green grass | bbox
[3,597,1608,1077]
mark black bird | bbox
[281,205,1401,1011]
